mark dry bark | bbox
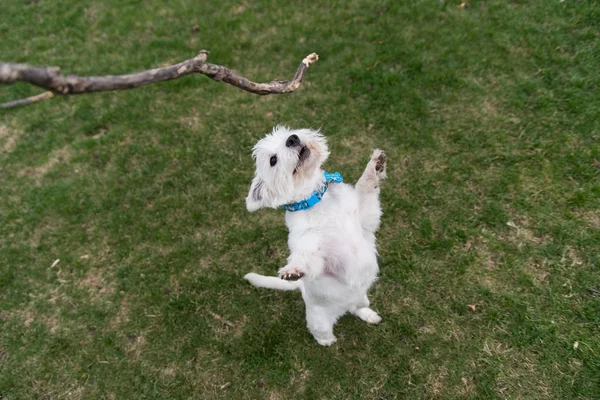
[0,51,319,109]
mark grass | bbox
[1,0,599,398]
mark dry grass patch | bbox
[418,324,436,335]
[28,217,66,249]
[525,259,550,286]
[109,297,131,329]
[561,246,584,267]
[126,333,147,361]
[159,364,177,378]
[15,309,35,328]
[207,311,248,339]
[440,319,467,343]
[427,365,449,397]
[459,376,477,397]
[579,211,600,229]
[0,123,23,153]
[179,114,203,130]
[503,214,547,248]
[76,268,116,300]
[29,376,90,400]
[13,308,61,334]
[483,339,553,398]
[464,234,499,271]
[18,146,72,182]
[386,294,423,316]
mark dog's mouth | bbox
[293,145,311,174]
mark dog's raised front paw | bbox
[279,267,305,281]
[372,149,387,178]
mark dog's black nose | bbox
[286,134,301,148]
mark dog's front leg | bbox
[278,252,324,281]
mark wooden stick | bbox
[0,51,319,109]
[0,91,53,109]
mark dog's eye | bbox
[270,155,277,167]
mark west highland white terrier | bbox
[244,126,387,346]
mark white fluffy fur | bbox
[244,126,386,346]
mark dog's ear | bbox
[246,176,267,212]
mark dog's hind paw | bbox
[315,336,337,346]
[353,307,382,324]
[364,312,382,324]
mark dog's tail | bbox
[244,273,303,291]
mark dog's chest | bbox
[285,184,359,236]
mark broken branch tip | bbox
[302,53,319,67]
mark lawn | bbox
[1,0,599,398]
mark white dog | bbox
[244,126,387,346]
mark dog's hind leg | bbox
[305,303,343,346]
[350,295,382,324]
[356,149,387,234]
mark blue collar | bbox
[283,171,343,212]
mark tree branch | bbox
[0,91,54,109]
[0,51,319,109]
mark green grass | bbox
[1,0,599,398]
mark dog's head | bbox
[246,126,330,211]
